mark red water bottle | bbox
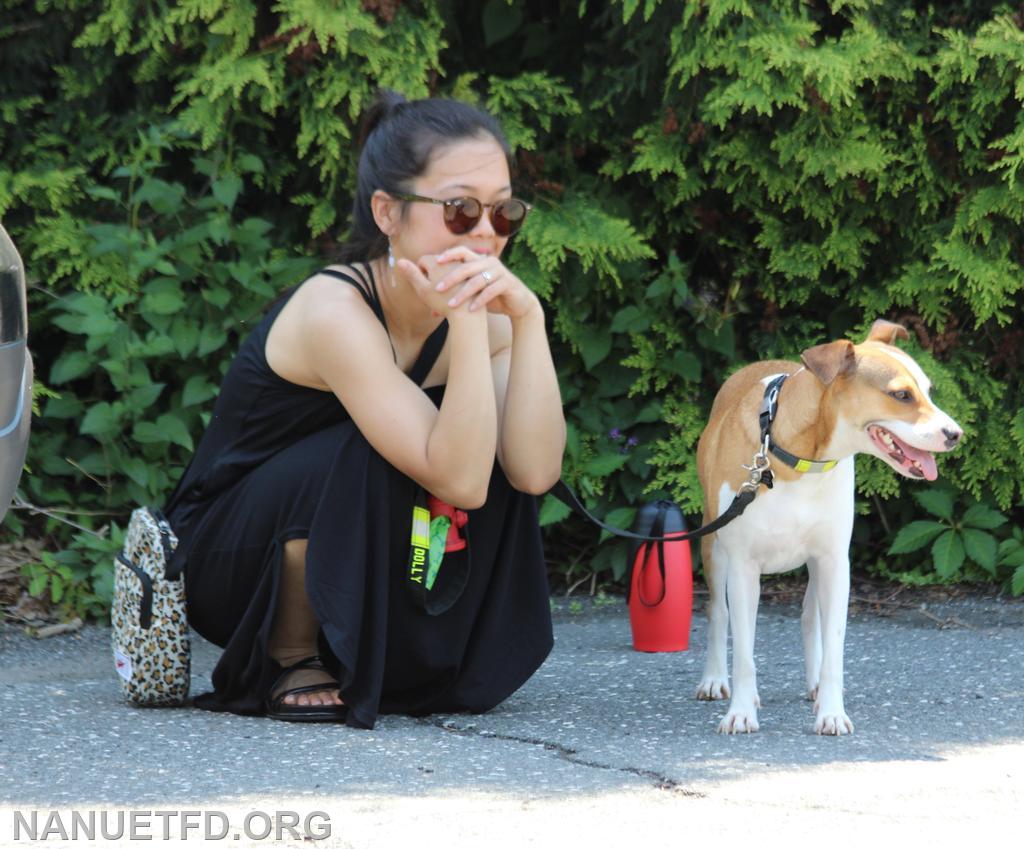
[626,500,692,652]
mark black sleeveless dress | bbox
[164,264,553,729]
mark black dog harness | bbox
[759,373,840,477]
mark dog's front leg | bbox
[719,562,761,733]
[808,552,854,735]
[697,537,730,700]
[801,571,822,701]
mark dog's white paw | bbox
[696,677,730,701]
[718,708,760,734]
[814,712,854,736]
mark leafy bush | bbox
[11,122,316,618]
[2,0,1022,620]
[885,488,1021,590]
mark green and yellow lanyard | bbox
[406,489,471,615]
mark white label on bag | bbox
[114,649,133,682]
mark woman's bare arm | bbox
[489,305,566,494]
[289,276,498,508]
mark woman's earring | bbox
[387,242,396,287]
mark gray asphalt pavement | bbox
[0,594,1022,847]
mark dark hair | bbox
[334,90,514,263]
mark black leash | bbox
[405,477,749,616]
[545,375,819,544]
[546,479,757,544]
[406,377,820,612]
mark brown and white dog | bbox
[695,320,962,735]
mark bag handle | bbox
[635,504,669,607]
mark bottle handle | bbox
[636,504,668,608]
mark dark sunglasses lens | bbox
[444,198,482,234]
[493,199,528,236]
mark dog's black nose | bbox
[943,427,962,448]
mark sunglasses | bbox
[392,192,532,237]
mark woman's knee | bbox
[282,538,308,571]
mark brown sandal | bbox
[266,655,347,723]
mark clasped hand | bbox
[395,248,539,320]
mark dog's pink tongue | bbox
[902,442,938,481]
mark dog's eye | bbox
[888,389,914,402]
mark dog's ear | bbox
[865,319,909,345]
[801,340,856,386]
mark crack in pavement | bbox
[419,718,706,798]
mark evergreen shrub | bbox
[2,0,1022,618]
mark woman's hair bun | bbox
[356,89,409,151]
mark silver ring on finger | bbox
[481,270,494,284]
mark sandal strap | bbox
[268,654,342,708]
[281,654,328,673]
[267,683,342,712]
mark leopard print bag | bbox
[111,507,190,706]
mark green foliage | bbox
[2,0,1023,613]
[999,527,1024,595]
[21,528,121,621]
[883,487,1020,593]
[34,128,314,515]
